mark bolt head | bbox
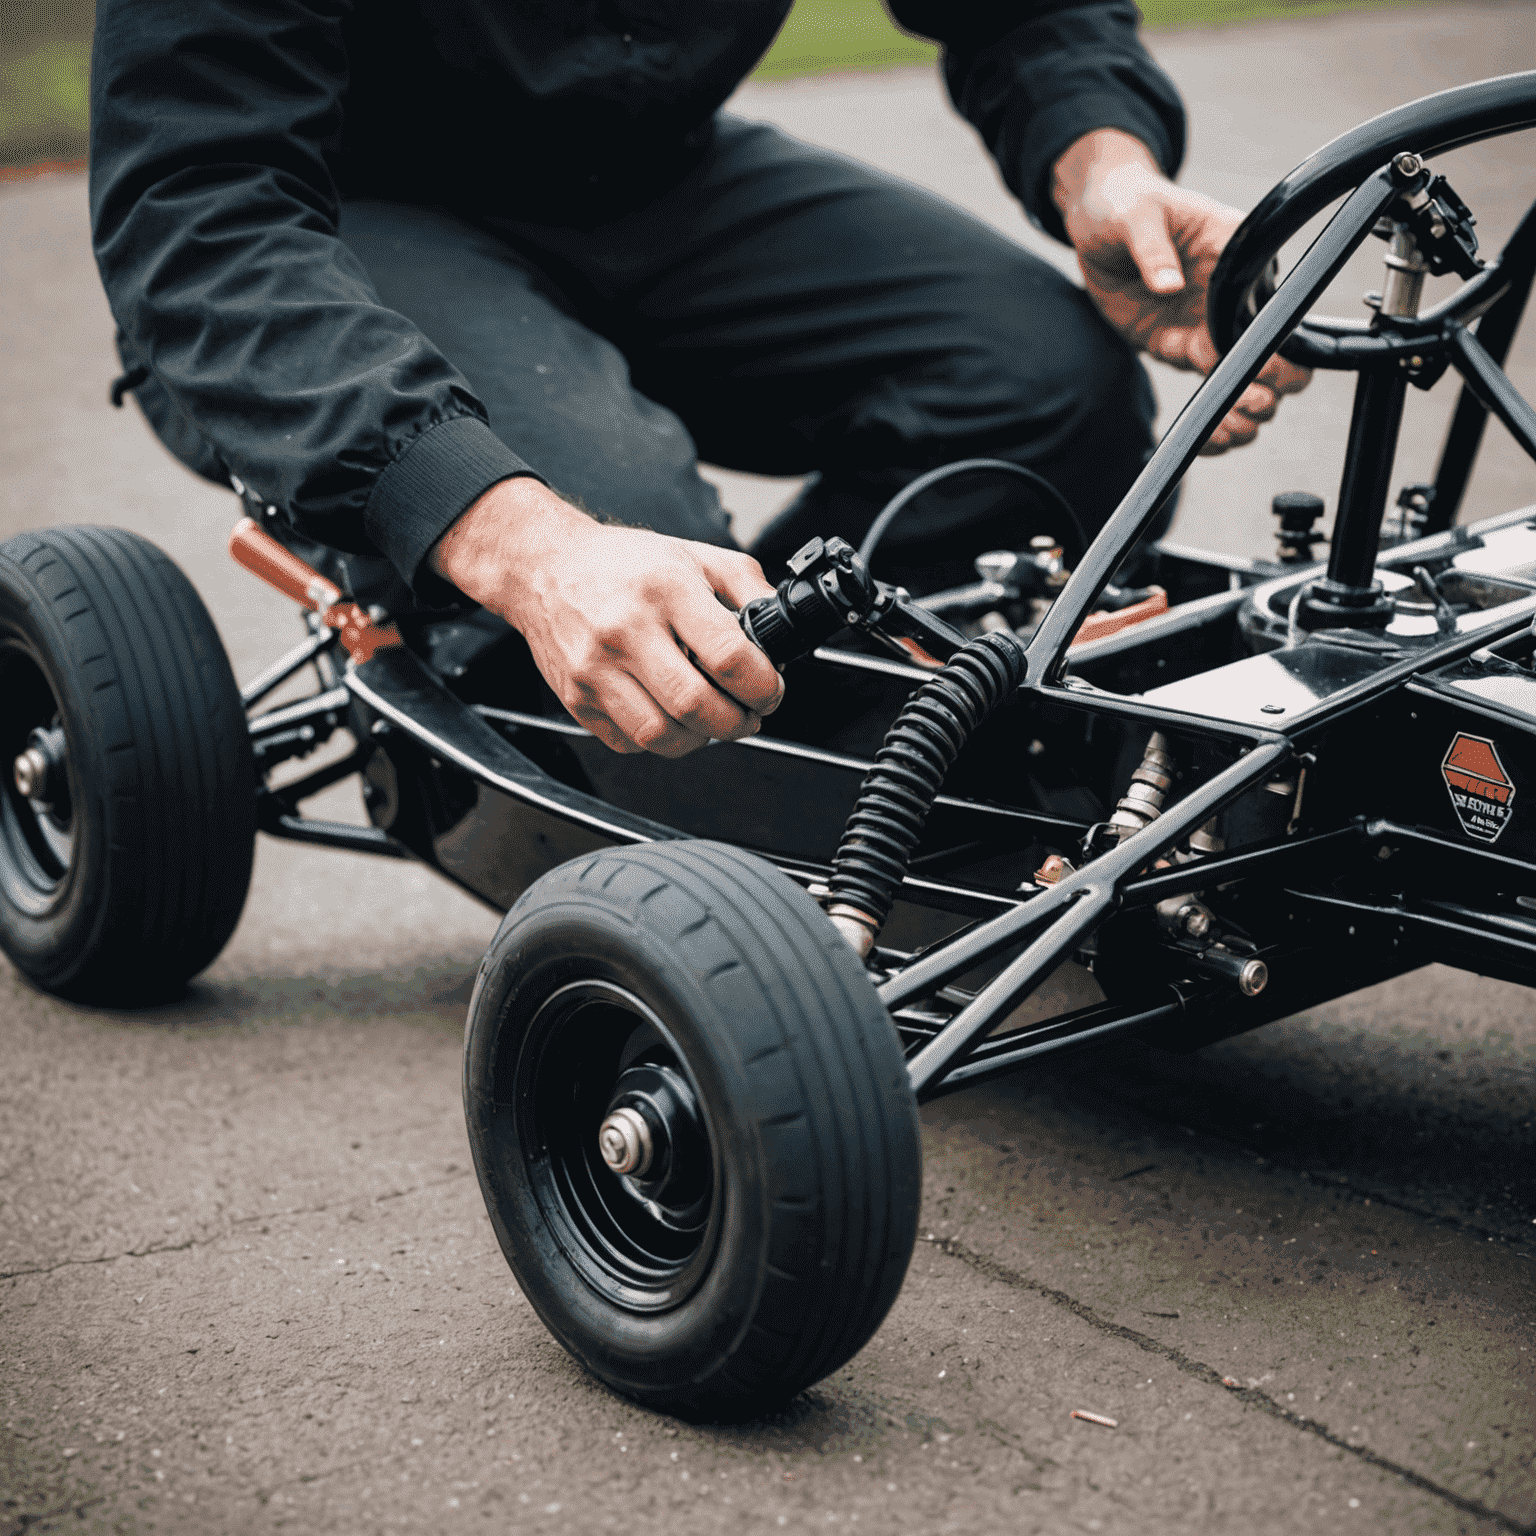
[12,746,48,801]
[1180,905,1212,940]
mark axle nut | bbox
[13,746,49,801]
[597,1106,653,1177]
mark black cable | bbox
[856,458,1087,572]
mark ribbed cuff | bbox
[364,414,541,601]
[1020,92,1180,244]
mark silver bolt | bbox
[1180,904,1213,940]
[13,746,48,800]
[1238,959,1269,997]
[973,550,1018,585]
[597,1106,652,1177]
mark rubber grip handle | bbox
[228,516,340,610]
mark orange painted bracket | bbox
[1070,587,1169,648]
[229,516,402,664]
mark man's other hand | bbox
[430,478,784,756]
[1052,129,1310,455]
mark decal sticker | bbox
[1441,732,1516,844]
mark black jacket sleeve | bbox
[89,0,535,595]
[887,0,1186,243]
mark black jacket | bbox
[89,0,1184,593]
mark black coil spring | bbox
[827,630,1028,932]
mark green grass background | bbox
[2,0,1410,169]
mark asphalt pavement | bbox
[2,5,1534,1533]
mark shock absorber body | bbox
[1107,732,1174,841]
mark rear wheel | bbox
[0,526,255,1003]
[463,839,922,1419]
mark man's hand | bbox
[431,478,784,756]
[1052,129,1310,454]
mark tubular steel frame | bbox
[242,74,1536,1105]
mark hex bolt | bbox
[597,1106,653,1178]
[12,746,49,800]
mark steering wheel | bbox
[1207,71,1536,371]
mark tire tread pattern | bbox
[0,526,254,999]
[478,839,921,1416]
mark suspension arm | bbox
[886,738,1290,1096]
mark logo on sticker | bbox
[1441,732,1515,844]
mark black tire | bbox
[463,839,922,1419]
[0,526,255,1003]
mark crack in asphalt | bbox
[0,1171,473,1281]
[923,1234,1534,1536]
[1076,1086,1534,1250]
[1278,1167,1532,1251]
[0,1236,200,1282]
[4,1495,105,1535]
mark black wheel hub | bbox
[600,1061,711,1232]
[0,640,74,910]
[513,980,719,1312]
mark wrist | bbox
[1051,128,1164,224]
[429,476,589,617]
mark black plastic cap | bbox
[1272,491,1325,531]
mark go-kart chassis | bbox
[246,71,1536,1107]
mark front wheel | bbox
[463,839,922,1419]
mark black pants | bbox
[339,115,1155,589]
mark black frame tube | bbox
[1431,200,1536,526]
[240,629,332,709]
[1027,170,1401,679]
[248,685,351,741]
[920,992,1188,1097]
[1323,369,1409,595]
[1446,323,1536,462]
